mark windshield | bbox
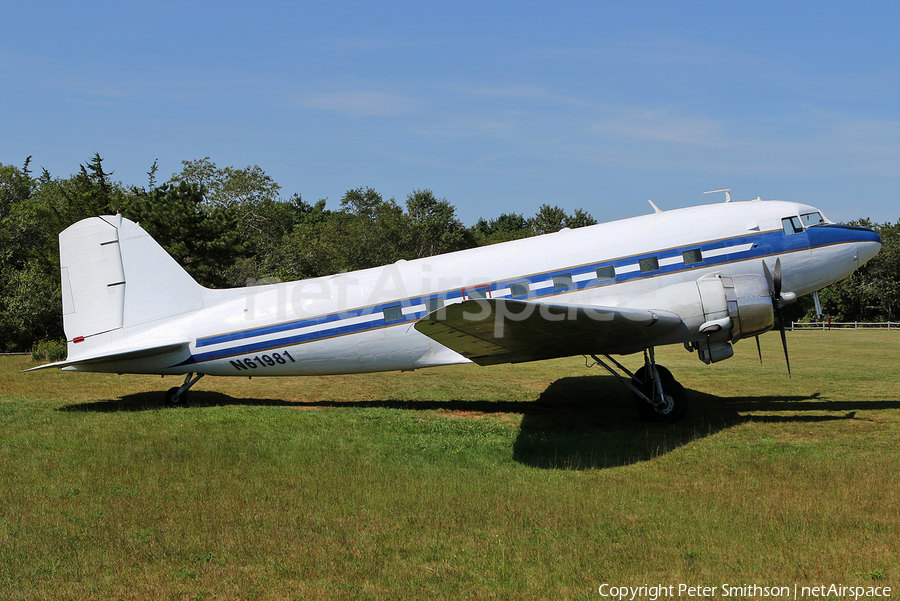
[801,212,824,227]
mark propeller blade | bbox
[776,305,792,378]
[773,258,783,299]
[756,336,763,364]
[763,258,790,377]
[762,260,774,292]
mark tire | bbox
[165,387,189,406]
[633,364,674,385]
[632,365,688,423]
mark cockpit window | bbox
[782,216,804,235]
[801,212,824,227]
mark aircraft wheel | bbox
[634,364,674,385]
[165,387,189,406]
[632,365,688,423]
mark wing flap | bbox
[414,299,682,365]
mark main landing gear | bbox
[165,373,205,406]
[589,348,689,423]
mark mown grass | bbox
[1,331,899,599]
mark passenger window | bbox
[509,283,530,297]
[383,305,403,321]
[782,217,804,235]
[639,257,659,273]
[595,265,616,280]
[553,274,573,289]
[682,249,702,265]
[466,287,489,300]
[425,297,443,313]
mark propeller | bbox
[762,258,791,377]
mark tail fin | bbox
[51,214,202,366]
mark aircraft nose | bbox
[856,228,882,267]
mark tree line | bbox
[1,154,897,353]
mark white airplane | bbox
[28,193,881,421]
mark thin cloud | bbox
[413,116,519,140]
[820,115,900,177]
[526,36,726,69]
[592,107,730,148]
[445,83,596,109]
[296,90,418,117]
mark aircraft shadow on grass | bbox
[59,375,900,470]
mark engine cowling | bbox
[712,273,775,342]
[620,273,775,364]
[694,273,774,364]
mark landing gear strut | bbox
[165,372,204,406]
[589,348,688,422]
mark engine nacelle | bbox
[694,273,774,364]
[715,273,776,342]
[620,273,774,364]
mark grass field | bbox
[2,331,899,600]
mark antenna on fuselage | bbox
[648,199,663,213]
[704,188,732,203]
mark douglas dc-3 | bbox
[29,192,881,422]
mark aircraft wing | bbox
[22,341,190,372]
[414,299,682,365]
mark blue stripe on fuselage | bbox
[806,223,882,247]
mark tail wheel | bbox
[165,387,189,406]
[164,373,203,407]
[632,365,688,423]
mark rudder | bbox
[60,217,126,340]
[59,214,203,352]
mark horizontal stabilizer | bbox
[414,299,682,365]
[22,341,190,372]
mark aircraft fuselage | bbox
[75,199,878,376]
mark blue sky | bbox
[3,1,899,226]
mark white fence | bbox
[791,321,899,331]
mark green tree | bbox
[405,189,475,258]
[812,219,899,321]
[528,204,596,235]
[27,154,134,261]
[122,182,249,288]
[0,160,63,350]
[0,259,61,351]
[0,159,44,270]
[0,157,35,220]
[338,187,410,269]
[530,204,569,235]
[275,188,399,279]
[277,187,477,279]
[236,194,333,284]
[0,155,136,350]
[169,158,283,251]
[566,207,598,229]
[473,212,533,245]
[168,158,322,286]
[169,157,281,210]
[278,210,357,278]
[341,186,385,220]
